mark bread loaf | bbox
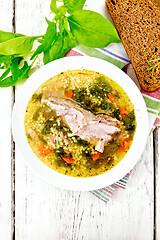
[105,0,160,92]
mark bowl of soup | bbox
[12,56,148,191]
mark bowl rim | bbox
[12,56,148,191]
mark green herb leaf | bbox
[10,57,23,80]
[64,0,86,13]
[0,36,37,55]
[62,29,76,52]
[51,1,67,16]
[145,54,160,82]
[17,61,31,81]
[0,55,12,66]
[0,76,15,87]
[68,10,121,48]
[10,58,31,82]
[43,35,62,64]
[43,29,76,64]
[50,0,57,13]
[31,20,57,60]
[0,57,31,87]
[0,67,10,81]
[0,30,24,43]
[123,110,135,131]
[57,5,67,16]
[0,0,123,88]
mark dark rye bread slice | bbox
[105,0,160,92]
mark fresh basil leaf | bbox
[0,36,37,55]
[10,57,23,80]
[63,17,70,32]
[17,61,31,81]
[0,55,12,65]
[54,5,67,21]
[10,57,31,82]
[0,67,10,81]
[64,0,86,14]
[43,30,76,64]
[58,19,65,37]
[50,0,57,13]
[43,34,63,64]
[37,38,43,44]
[0,76,14,87]
[68,10,121,48]
[57,5,67,16]
[0,30,24,43]
[62,29,76,53]
[31,21,57,60]
[0,59,31,87]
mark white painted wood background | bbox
[0,0,159,239]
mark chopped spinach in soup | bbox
[25,70,136,177]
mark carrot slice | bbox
[62,156,74,164]
[65,90,74,98]
[92,151,101,161]
[64,149,71,154]
[108,93,115,102]
[103,157,112,165]
[39,145,52,156]
[120,138,131,151]
[120,106,128,118]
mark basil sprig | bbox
[68,10,121,48]
[0,0,121,87]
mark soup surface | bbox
[25,70,136,177]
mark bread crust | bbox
[105,0,160,92]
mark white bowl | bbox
[12,56,148,191]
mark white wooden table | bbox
[0,0,160,239]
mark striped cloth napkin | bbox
[66,45,160,202]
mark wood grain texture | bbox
[15,135,154,240]
[0,88,12,240]
[107,135,154,240]
[0,1,13,239]
[154,127,160,240]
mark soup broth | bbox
[25,70,136,177]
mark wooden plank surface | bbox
[15,137,154,239]
[0,1,13,239]
[0,0,158,239]
[155,127,160,240]
[14,0,50,239]
[13,0,156,239]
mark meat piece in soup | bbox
[25,70,136,177]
